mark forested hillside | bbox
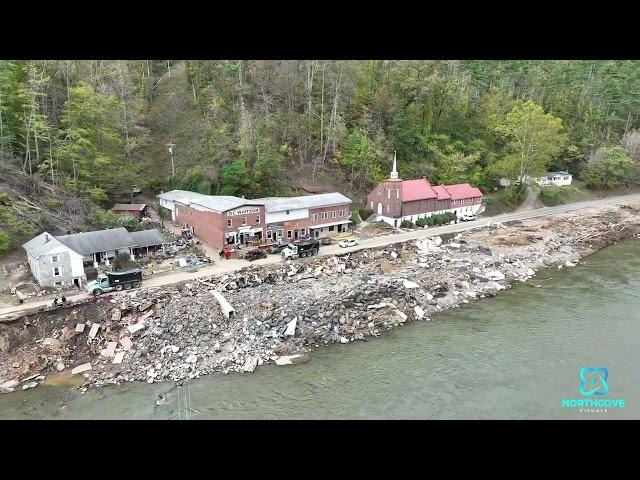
[1,60,640,252]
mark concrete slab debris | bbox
[414,306,425,320]
[113,352,125,365]
[120,336,133,351]
[75,323,86,334]
[402,279,420,289]
[105,342,117,358]
[127,322,145,334]
[284,318,297,336]
[88,323,100,339]
[71,363,92,375]
[485,270,505,281]
[210,290,236,319]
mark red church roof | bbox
[401,179,437,202]
[442,183,483,200]
[432,185,451,200]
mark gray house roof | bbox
[22,232,69,259]
[253,193,352,212]
[129,229,168,248]
[56,227,136,255]
[112,203,147,211]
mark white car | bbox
[460,214,477,222]
[339,238,359,248]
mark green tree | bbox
[580,146,636,189]
[56,86,127,194]
[219,159,253,196]
[494,100,568,193]
[339,129,384,189]
[0,229,11,254]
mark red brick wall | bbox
[175,202,225,249]
[366,181,403,218]
[175,203,265,250]
[308,203,352,227]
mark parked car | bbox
[460,214,477,222]
[339,238,359,248]
[245,249,267,262]
[268,243,288,254]
[321,237,333,245]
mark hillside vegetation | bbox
[1,60,640,253]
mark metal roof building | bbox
[129,229,168,248]
[253,192,352,212]
[56,227,136,255]
[112,203,148,212]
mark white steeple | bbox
[390,151,399,180]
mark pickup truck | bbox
[86,269,143,295]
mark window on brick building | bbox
[387,204,390,213]
[287,230,292,239]
[330,211,336,218]
[256,215,260,224]
[311,213,317,221]
[242,217,247,226]
[53,267,60,276]
[300,228,305,236]
[227,219,232,227]
[339,209,345,217]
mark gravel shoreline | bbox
[1,204,640,394]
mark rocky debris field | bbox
[1,205,640,394]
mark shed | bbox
[112,203,148,218]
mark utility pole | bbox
[167,142,176,188]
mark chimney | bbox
[44,234,49,242]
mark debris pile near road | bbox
[1,204,640,394]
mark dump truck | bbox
[281,239,320,259]
[86,269,143,295]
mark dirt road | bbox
[2,192,640,321]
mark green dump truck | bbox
[86,269,143,296]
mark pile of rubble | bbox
[2,205,640,394]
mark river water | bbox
[1,239,639,420]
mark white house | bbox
[22,228,168,288]
[537,171,573,187]
[500,171,573,188]
[22,232,86,288]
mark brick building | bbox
[158,190,352,249]
[173,195,266,250]
[367,153,484,227]
[254,193,352,242]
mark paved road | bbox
[2,193,640,320]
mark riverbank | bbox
[2,204,640,395]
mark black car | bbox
[245,249,267,261]
[268,243,288,254]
